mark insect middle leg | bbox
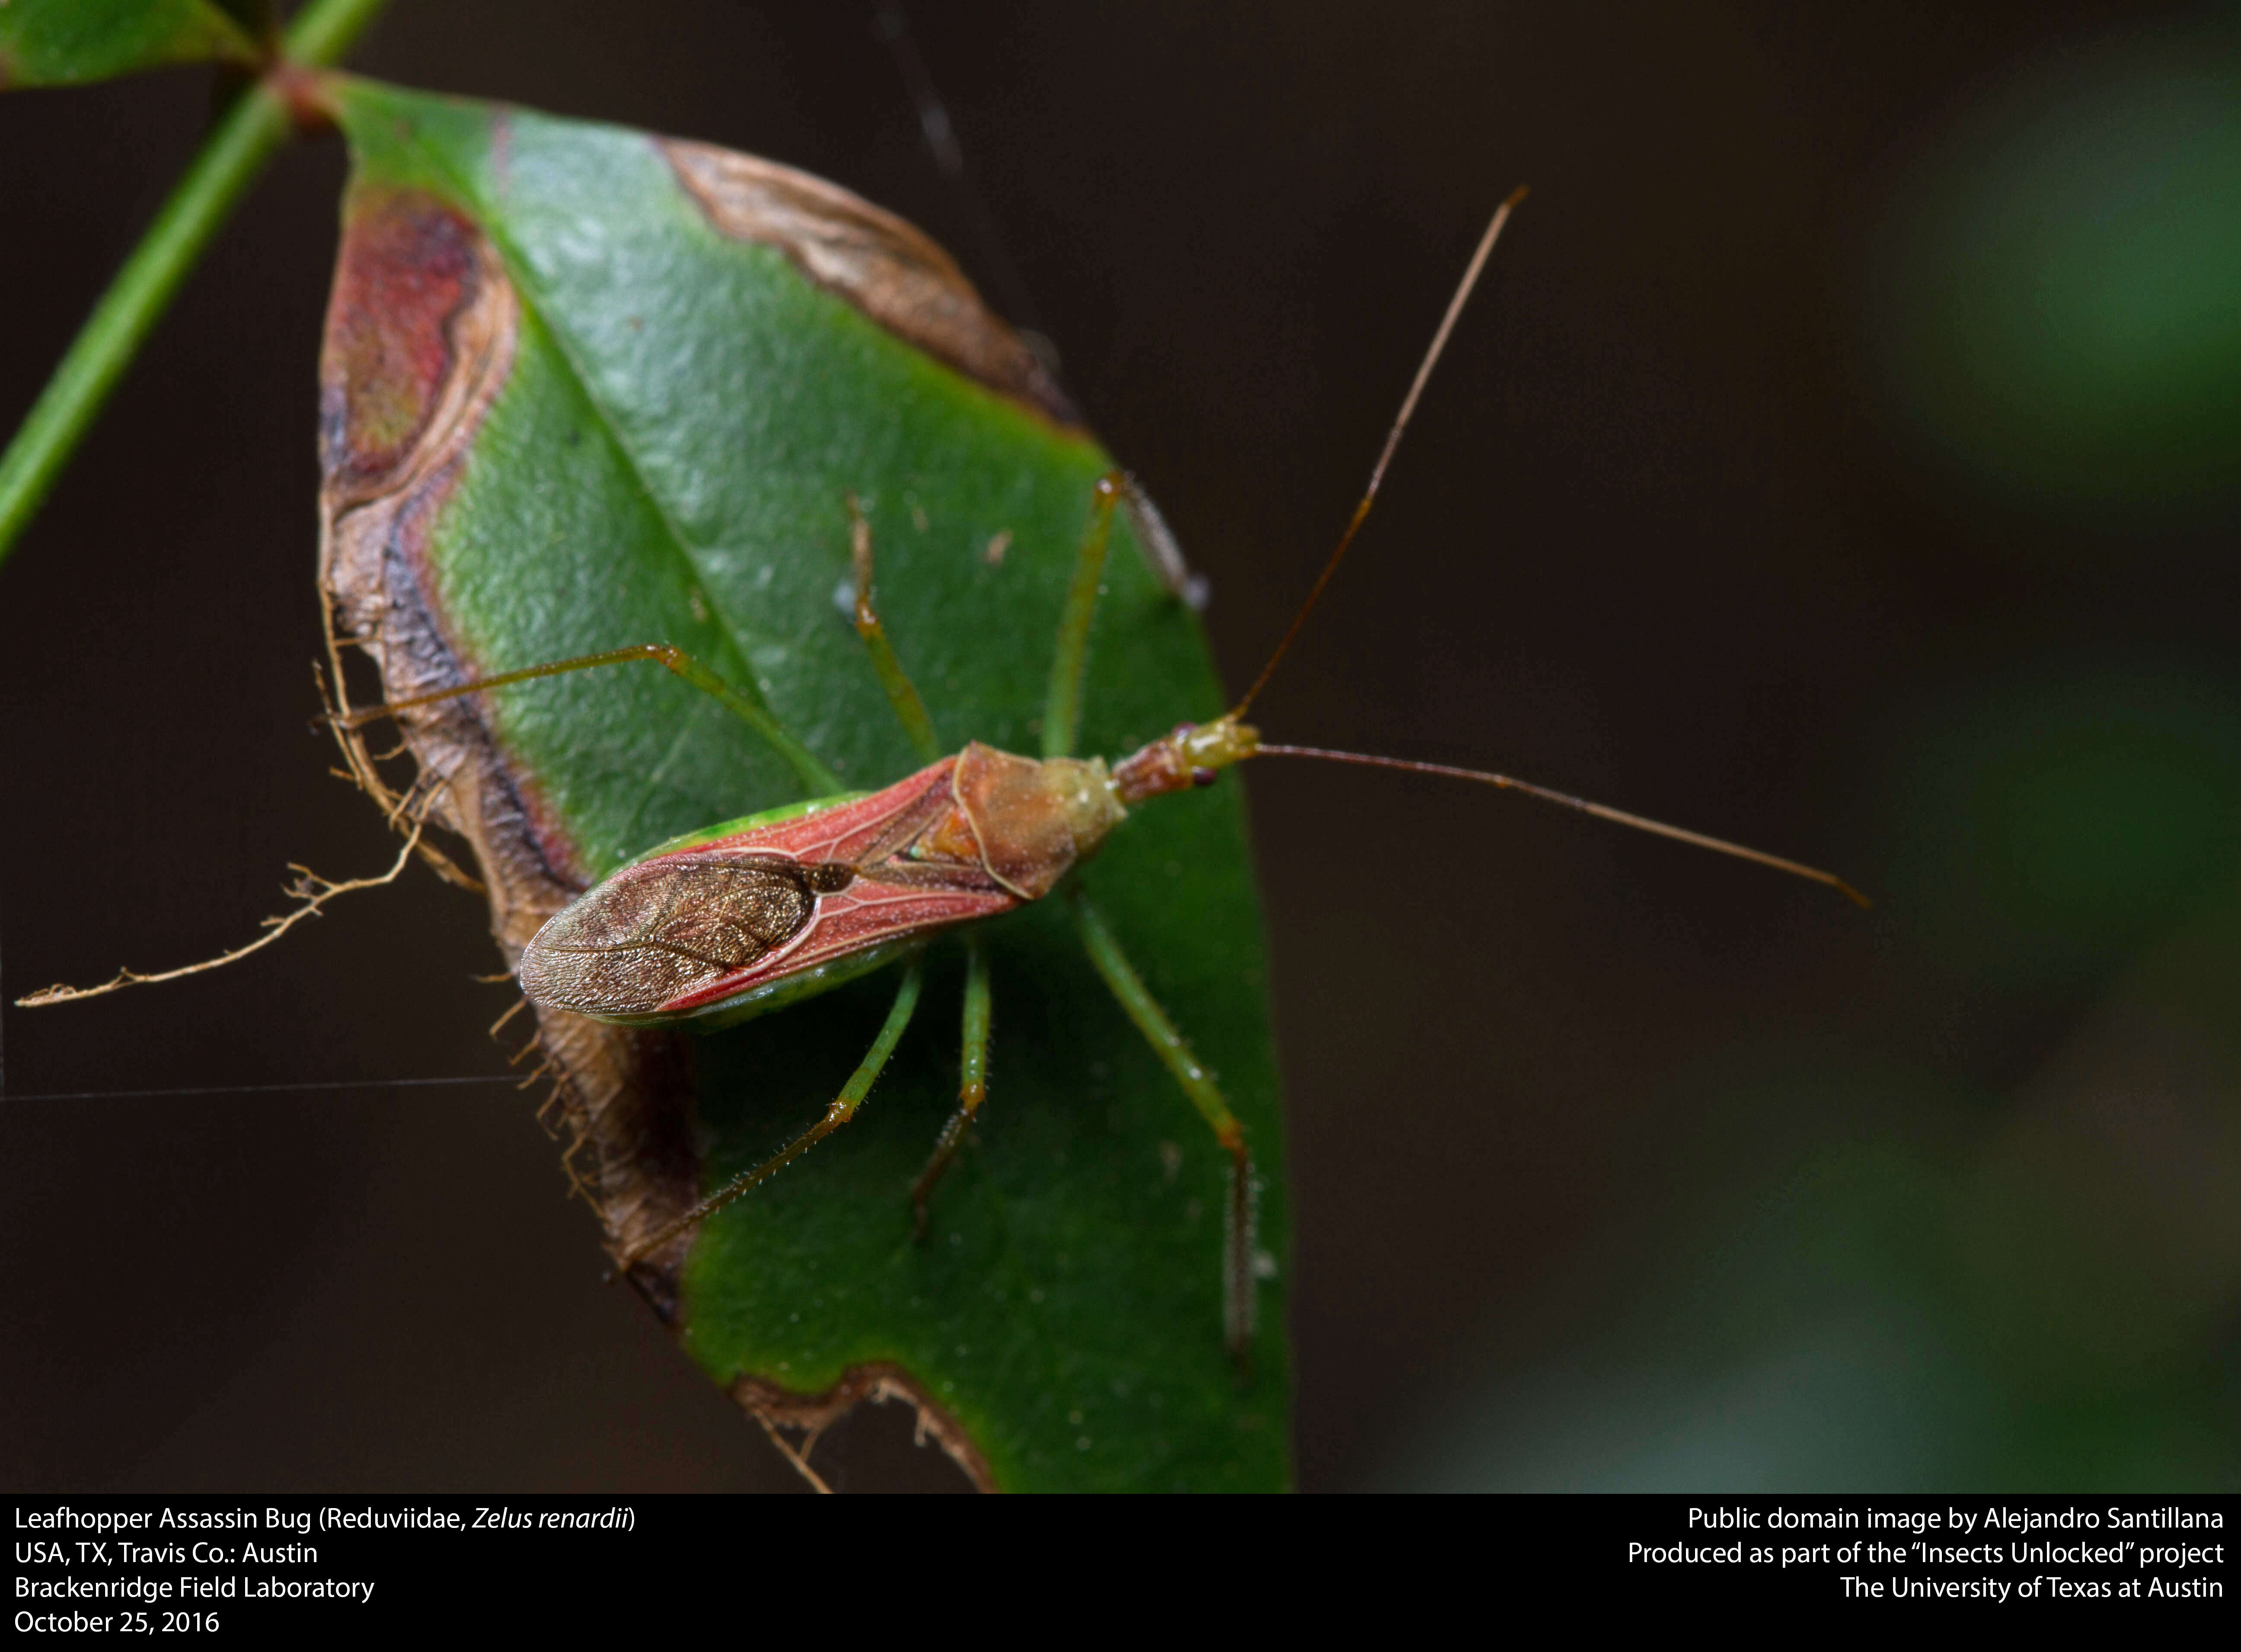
[617,958,927,1268]
[1070,890,1257,1362]
[910,932,992,1237]
[846,500,1003,1232]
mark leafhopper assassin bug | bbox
[246,185,1856,1365]
[0,3,1905,1502]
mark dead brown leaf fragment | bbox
[316,179,702,1307]
[733,1363,997,1493]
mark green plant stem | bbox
[0,0,393,573]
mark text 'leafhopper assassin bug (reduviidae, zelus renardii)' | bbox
[19,183,1862,1371]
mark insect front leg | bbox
[614,958,926,1270]
[1070,891,1257,1365]
[909,932,992,1237]
[1041,472,1123,760]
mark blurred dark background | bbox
[3,1,2236,1491]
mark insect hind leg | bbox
[612,959,926,1270]
[332,642,841,797]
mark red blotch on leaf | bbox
[319,185,488,490]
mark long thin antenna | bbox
[1255,743,1870,907]
[1232,184,1528,718]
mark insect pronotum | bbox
[20,187,1860,1362]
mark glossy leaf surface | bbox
[320,77,1289,1490]
[0,0,255,88]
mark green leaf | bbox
[0,0,259,88]
[317,77,1290,1490]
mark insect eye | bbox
[1190,767,1219,788]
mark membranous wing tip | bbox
[519,853,850,1017]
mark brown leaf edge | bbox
[313,179,992,1490]
[660,137,1208,608]
[732,1364,997,1495]
[660,138,1080,432]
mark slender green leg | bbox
[337,642,840,797]
[910,933,993,1236]
[618,959,926,1268]
[1041,472,1124,759]
[846,497,942,762]
[1071,891,1256,1362]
